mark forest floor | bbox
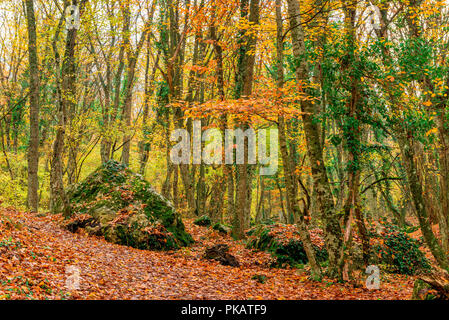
[0,207,416,300]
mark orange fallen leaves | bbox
[0,208,415,300]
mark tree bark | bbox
[399,133,449,271]
[285,0,343,279]
[50,1,86,217]
[25,0,40,213]
[232,0,259,239]
[275,0,322,279]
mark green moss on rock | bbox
[63,160,193,250]
[194,215,212,227]
[246,224,327,268]
[212,223,230,235]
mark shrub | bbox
[371,222,430,275]
[0,152,33,209]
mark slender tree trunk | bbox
[255,176,265,223]
[340,3,371,279]
[50,1,86,217]
[232,0,259,239]
[25,0,40,212]
[275,176,288,223]
[399,133,449,271]
[122,0,154,166]
[0,121,14,180]
[286,0,343,279]
[139,39,159,175]
[275,0,322,278]
[437,102,449,253]
[211,7,232,222]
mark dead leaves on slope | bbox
[0,208,414,300]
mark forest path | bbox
[0,208,414,300]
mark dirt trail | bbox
[0,208,414,299]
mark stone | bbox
[203,244,239,267]
[194,215,212,227]
[63,160,193,250]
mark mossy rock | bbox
[203,244,239,267]
[212,223,230,235]
[63,160,193,250]
[246,224,327,268]
[412,279,436,300]
[194,215,212,227]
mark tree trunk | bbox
[50,1,87,217]
[275,0,322,279]
[232,0,259,240]
[286,0,343,279]
[121,1,154,166]
[25,0,40,213]
[437,111,449,253]
[399,133,449,271]
[139,38,159,175]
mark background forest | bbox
[1,0,449,299]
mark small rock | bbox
[203,244,239,267]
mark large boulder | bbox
[63,160,193,250]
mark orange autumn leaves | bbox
[1,208,415,300]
